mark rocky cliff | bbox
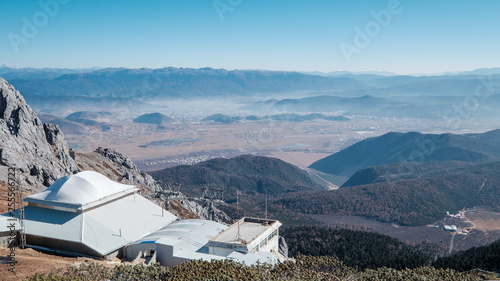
[0,77,80,190]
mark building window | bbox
[259,239,266,249]
[268,229,277,241]
[250,246,258,254]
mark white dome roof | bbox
[26,171,135,207]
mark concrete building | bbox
[125,219,227,266]
[1,171,177,258]
[208,217,281,257]
[444,225,457,232]
[126,217,286,267]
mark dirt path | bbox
[448,232,456,254]
[0,248,116,281]
[462,210,476,230]
[304,168,339,190]
[477,178,487,193]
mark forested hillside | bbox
[341,161,472,187]
[150,154,324,198]
[277,161,500,226]
[151,155,500,226]
[433,239,500,272]
[282,226,431,270]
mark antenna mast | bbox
[264,194,268,225]
[18,180,26,249]
[236,190,242,241]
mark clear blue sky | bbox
[0,0,499,74]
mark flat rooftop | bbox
[211,217,279,244]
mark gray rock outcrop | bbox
[278,236,289,257]
[177,198,231,223]
[0,77,80,190]
[75,147,157,191]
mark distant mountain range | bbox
[309,130,500,178]
[301,70,398,77]
[0,66,98,80]
[5,67,362,99]
[3,66,500,121]
[244,95,443,119]
[2,66,500,101]
[442,67,500,76]
[243,95,389,112]
[304,67,500,77]
[247,94,500,119]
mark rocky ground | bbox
[0,247,119,281]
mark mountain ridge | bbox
[9,67,363,99]
[309,130,500,178]
[150,154,325,198]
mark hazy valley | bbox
[2,67,500,278]
[4,66,500,174]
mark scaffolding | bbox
[154,182,226,221]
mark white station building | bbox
[126,217,285,266]
[1,171,287,265]
[12,171,176,258]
